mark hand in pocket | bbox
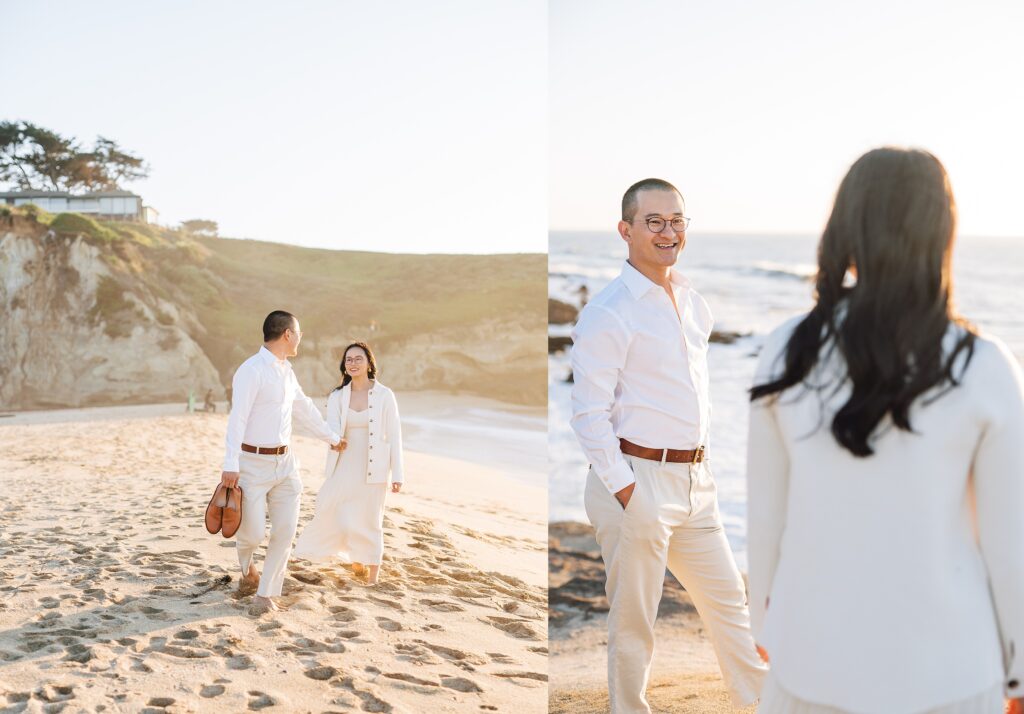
[615,482,636,510]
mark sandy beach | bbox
[549,522,756,714]
[0,394,547,713]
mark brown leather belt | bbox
[241,443,288,455]
[619,438,706,463]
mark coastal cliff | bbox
[0,211,546,409]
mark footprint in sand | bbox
[393,642,442,665]
[382,672,439,687]
[226,654,260,670]
[375,617,402,632]
[303,665,338,681]
[487,652,518,664]
[333,678,393,713]
[494,671,549,682]
[480,616,542,640]
[440,676,483,693]
[411,639,488,667]
[247,690,277,710]
[419,598,465,612]
[329,605,357,623]
[199,683,227,698]
[368,595,405,612]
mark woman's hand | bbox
[1006,698,1023,714]
[391,483,402,494]
[755,644,770,664]
[331,438,348,452]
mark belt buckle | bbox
[694,445,705,463]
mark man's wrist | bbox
[599,460,636,495]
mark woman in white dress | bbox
[294,342,403,585]
[746,148,1023,713]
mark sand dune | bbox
[0,399,547,713]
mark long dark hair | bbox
[750,147,976,457]
[332,342,378,392]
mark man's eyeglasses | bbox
[645,216,690,234]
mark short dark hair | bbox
[263,310,296,342]
[621,178,684,222]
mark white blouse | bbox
[747,315,1024,712]
[323,382,404,485]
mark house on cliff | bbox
[0,190,159,224]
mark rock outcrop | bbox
[0,218,221,409]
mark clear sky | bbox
[551,0,1024,237]
[2,1,546,254]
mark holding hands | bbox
[331,438,348,452]
[391,483,402,494]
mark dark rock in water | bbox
[549,335,573,354]
[709,330,750,344]
[549,298,579,325]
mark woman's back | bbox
[748,314,1024,712]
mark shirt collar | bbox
[621,260,691,300]
[259,345,288,367]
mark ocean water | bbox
[549,230,1024,570]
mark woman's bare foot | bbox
[366,564,380,585]
[351,562,367,577]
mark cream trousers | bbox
[585,454,768,714]
[236,451,302,598]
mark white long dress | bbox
[294,408,388,565]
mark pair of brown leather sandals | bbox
[205,484,243,538]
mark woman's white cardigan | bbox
[747,316,1024,713]
[323,381,404,485]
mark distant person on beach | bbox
[203,389,216,413]
[577,283,589,306]
[219,310,345,614]
[747,148,1024,713]
[570,178,767,713]
[294,342,404,586]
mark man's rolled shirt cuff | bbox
[223,457,240,472]
[596,459,635,495]
[327,431,341,444]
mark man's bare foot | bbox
[366,565,380,585]
[248,594,283,616]
[237,563,260,596]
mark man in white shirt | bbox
[220,310,343,613]
[570,179,766,713]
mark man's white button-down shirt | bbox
[570,261,713,495]
[222,346,340,471]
